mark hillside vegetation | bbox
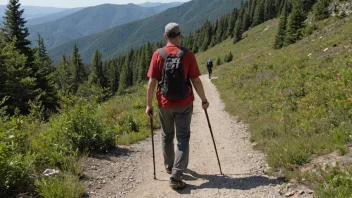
[48,0,241,63]
[28,3,183,49]
[196,15,352,196]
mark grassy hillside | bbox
[48,0,241,63]
[28,3,182,49]
[195,15,352,194]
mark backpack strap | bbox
[177,47,188,58]
[158,47,188,59]
[157,48,168,60]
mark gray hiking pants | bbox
[158,103,193,180]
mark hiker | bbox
[146,22,209,189]
[207,58,213,79]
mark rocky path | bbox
[83,75,313,198]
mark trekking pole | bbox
[150,116,157,180]
[204,109,223,175]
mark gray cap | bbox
[165,22,180,36]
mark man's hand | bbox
[202,100,209,109]
[146,106,154,119]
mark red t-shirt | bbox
[147,43,201,108]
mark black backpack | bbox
[157,47,191,100]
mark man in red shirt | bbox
[146,22,209,189]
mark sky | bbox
[0,0,191,8]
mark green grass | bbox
[195,15,352,186]
[97,85,161,145]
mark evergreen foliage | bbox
[274,3,288,49]
[0,0,58,115]
[88,49,106,88]
[313,0,332,21]
[33,34,59,113]
[284,1,308,46]
[2,0,32,61]
[70,44,86,93]
[56,55,71,95]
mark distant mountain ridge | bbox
[26,7,84,26]
[0,5,67,19]
[48,0,241,63]
[28,2,184,49]
[138,2,164,7]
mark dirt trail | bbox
[84,75,313,198]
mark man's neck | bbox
[168,40,181,46]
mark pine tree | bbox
[88,49,105,87]
[70,44,86,93]
[274,4,288,49]
[33,34,58,112]
[284,1,307,46]
[227,8,238,38]
[264,0,275,21]
[227,52,233,62]
[0,39,38,114]
[242,8,251,32]
[201,20,212,51]
[233,19,243,44]
[57,54,71,95]
[252,1,265,27]
[313,0,331,21]
[216,56,222,66]
[2,0,32,61]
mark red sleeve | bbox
[188,51,201,79]
[147,51,162,81]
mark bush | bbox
[35,173,85,198]
[51,98,116,153]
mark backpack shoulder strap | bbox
[177,47,188,58]
[157,48,168,60]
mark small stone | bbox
[299,190,305,195]
[102,180,107,184]
[308,190,314,194]
[285,191,295,197]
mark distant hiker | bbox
[207,58,213,79]
[146,22,209,189]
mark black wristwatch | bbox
[202,99,208,104]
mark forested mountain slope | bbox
[26,7,84,26]
[28,3,184,49]
[48,0,241,63]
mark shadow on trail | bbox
[177,169,284,194]
[89,147,132,161]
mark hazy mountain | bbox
[28,3,184,49]
[138,2,164,7]
[26,7,83,26]
[0,5,67,20]
[48,0,241,63]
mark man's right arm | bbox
[191,77,209,109]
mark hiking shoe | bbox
[169,177,186,189]
[165,167,172,174]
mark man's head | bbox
[164,22,181,44]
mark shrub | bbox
[35,173,85,198]
[50,99,116,153]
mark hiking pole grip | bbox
[150,117,156,180]
[204,109,223,175]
